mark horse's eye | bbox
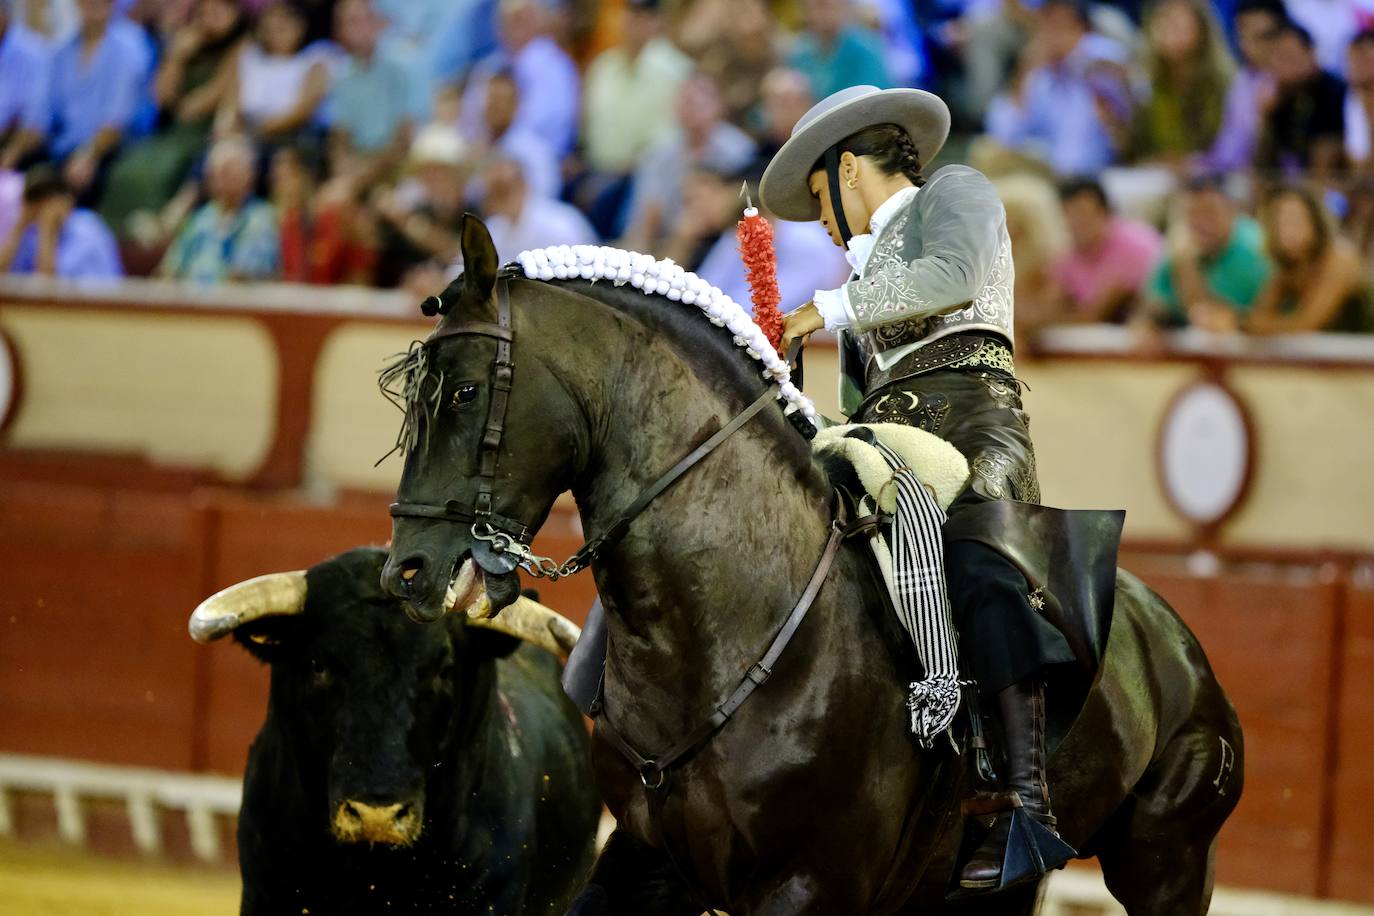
[310,657,332,688]
[451,384,479,409]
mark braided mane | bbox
[378,246,818,463]
[514,245,816,423]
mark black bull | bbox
[383,218,1244,915]
[211,548,600,915]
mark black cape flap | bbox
[943,502,1125,671]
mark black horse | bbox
[380,216,1244,915]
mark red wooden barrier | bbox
[1328,570,1374,903]
[0,479,207,769]
[1120,557,1342,896]
[1,484,1370,900]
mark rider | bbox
[762,85,1075,892]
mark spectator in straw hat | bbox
[374,123,471,284]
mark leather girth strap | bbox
[594,499,866,789]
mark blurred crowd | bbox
[1,0,1373,336]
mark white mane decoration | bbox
[515,245,818,424]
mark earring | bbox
[846,177,858,189]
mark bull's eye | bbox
[310,658,332,688]
[451,384,479,409]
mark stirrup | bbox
[951,794,1076,896]
[998,806,1076,888]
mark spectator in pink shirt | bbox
[1049,178,1163,323]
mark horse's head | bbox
[380,216,587,623]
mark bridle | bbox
[389,274,802,584]
[388,276,535,577]
[387,272,871,888]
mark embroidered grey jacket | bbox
[834,165,1015,414]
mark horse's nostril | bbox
[393,803,412,824]
[396,557,424,591]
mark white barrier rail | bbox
[0,753,240,862]
[2,753,1373,914]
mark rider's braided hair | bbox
[821,123,926,188]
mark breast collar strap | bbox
[389,277,792,582]
[592,498,867,789]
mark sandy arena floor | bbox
[3,838,1373,916]
[0,841,239,916]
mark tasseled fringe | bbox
[736,208,784,353]
[376,342,443,465]
[907,676,964,751]
[870,439,966,748]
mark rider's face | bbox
[808,159,871,249]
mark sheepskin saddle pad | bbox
[813,423,969,514]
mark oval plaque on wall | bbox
[1158,380,1254,528]
[0,328,17,433]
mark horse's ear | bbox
[418,216,498,318]
[460,213,499,314]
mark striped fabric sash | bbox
[871,439,965,748]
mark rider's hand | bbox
[780,301,825,357]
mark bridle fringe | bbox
[376,341,443,466]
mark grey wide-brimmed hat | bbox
[760,85,951,222]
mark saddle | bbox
[817,423,1125,754]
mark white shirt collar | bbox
[867,184,919,237]
[842,184,919,275]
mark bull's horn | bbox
[466,597,580,659]
[189,571,308,643]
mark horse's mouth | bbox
[443,556,492,618]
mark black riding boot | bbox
[957,678,1074,891]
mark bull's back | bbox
[496,645,600,913]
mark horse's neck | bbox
[567,323,833,739]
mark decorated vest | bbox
[836,165,1015,415]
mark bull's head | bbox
[189,547,578,847]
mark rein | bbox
[390,277,802,584]
[387,277,858,801]
[477,383,782,581]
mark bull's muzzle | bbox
[332,799,423,846]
